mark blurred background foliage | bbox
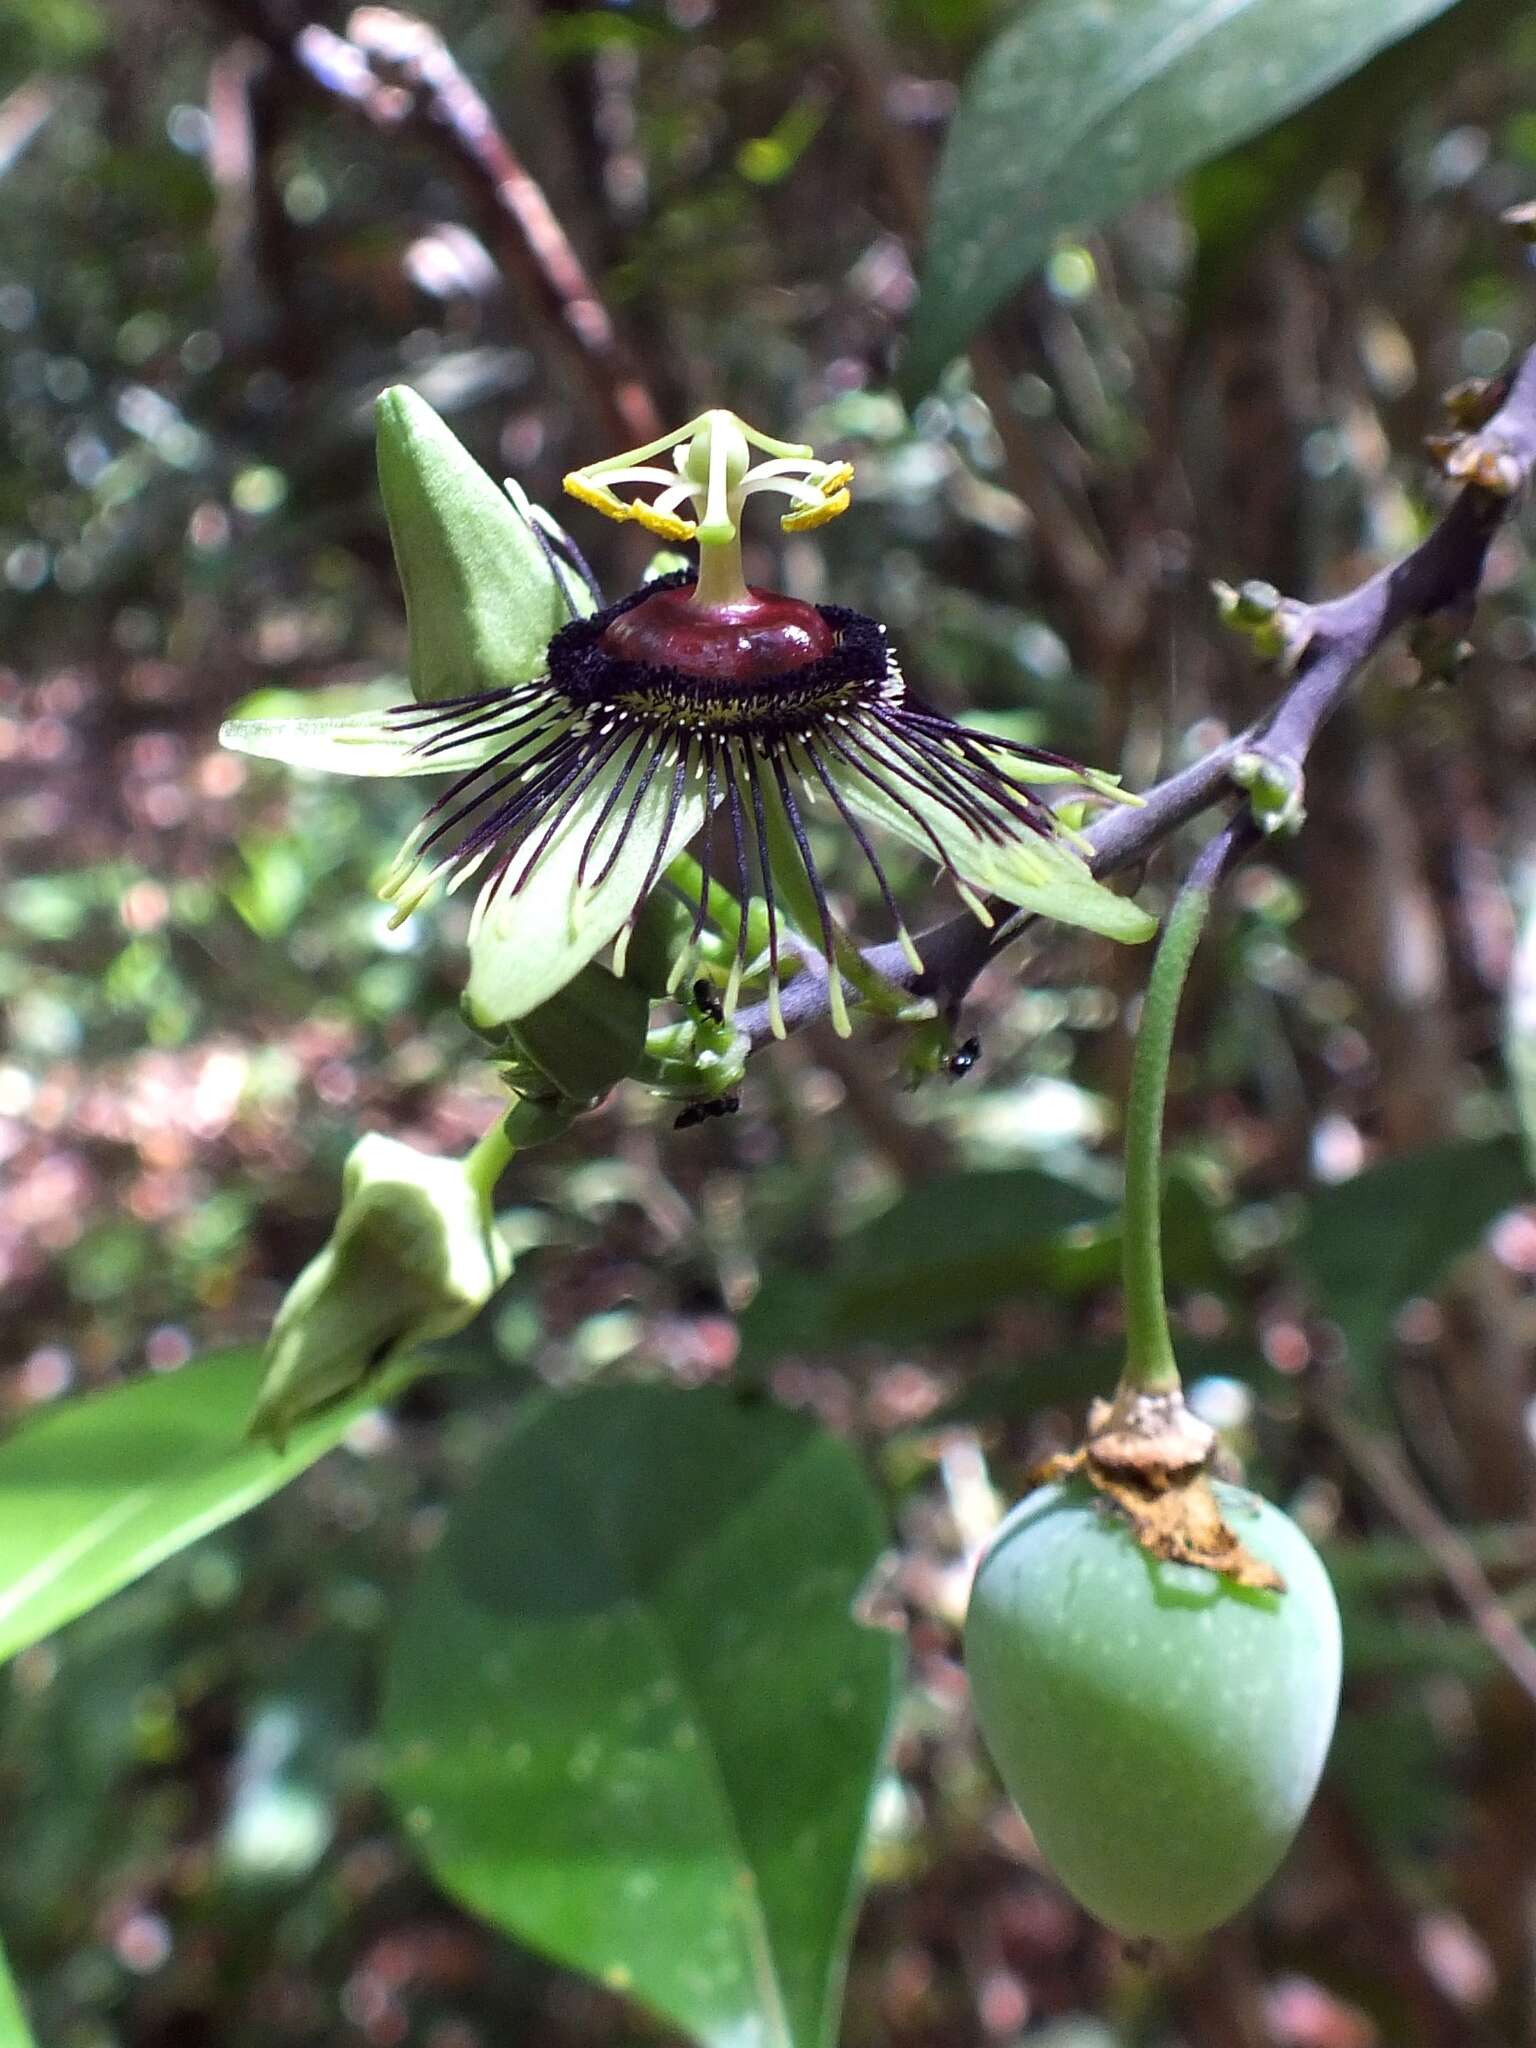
[10,0,1536,2043]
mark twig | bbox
[737,337,1536,1051]
[205,2,661,446]
[1319,1398,1536,1711]
[0,78,58,181]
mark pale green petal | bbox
[219,708,509,778]
[838,761,1155,944]
[377,386,574,702]
[465,752,711,1029]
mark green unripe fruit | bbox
[965,1477,1341,1940]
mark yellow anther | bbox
[630,501,699,542]
[564,414,855,586]
[781,488,851,533]
[562,472,629,521]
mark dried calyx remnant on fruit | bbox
[223,396,1152,1044]
[964,834,1342,1943]
[1039,1383,1282,1590]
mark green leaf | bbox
[840,763,1154,944]
[1185,0,1516,316]
[376,385,575,703]
[0,1938,36,2048]
[1296,1137,1528,1415]
[902,0,1470,396]
[0,1348,422,1665]
[381,1385,899,2048]
[738,1164,1225,1361]
[736,1167,1108,1365]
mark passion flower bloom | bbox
[222,396,1152,1036]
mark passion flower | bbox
[965,1473,1342,1941]
[223,400,1152,1035]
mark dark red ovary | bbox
[600,584,836,680]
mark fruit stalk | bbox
[1119,818,1247,1396]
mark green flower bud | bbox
[250,1133,511,1447]
[1232,749,1306,836]
[375,385,574,703]
[637,1012,749,1100]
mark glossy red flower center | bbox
[598,583,836,682]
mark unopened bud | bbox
[1212,580,1311,670]
[375,384,571,702]
[1442,377,1503,431]
[1427,428,1523,497]
[250,1133,510,1446]
[638,1014,749,1102]
[1232,750,1306,837]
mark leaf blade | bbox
[0,1938,36,2048]
[903,0,1468,396]
[1296,1137,1529,1414]
[0,1349,420,1664]
[381,1385,899,2048]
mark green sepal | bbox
[839,762,1156,945]
[249,1133,509,1447]
[500,1093,584,1149]
[472,962,651,1105]
[376,385,572,703]
[620,889,700,997]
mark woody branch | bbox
[738,336,1536,1051]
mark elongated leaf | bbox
[381,1386,899,2048]
[0,1348,421,1664]
[1185,0,1518,316]
[903,0,1469,396]
[0,1939,36,2048]
[1296,1137,1528,1414]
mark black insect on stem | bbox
[947,1034,982,1079]
[674,1094,741,1131]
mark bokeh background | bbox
[8,1,1536,2043]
